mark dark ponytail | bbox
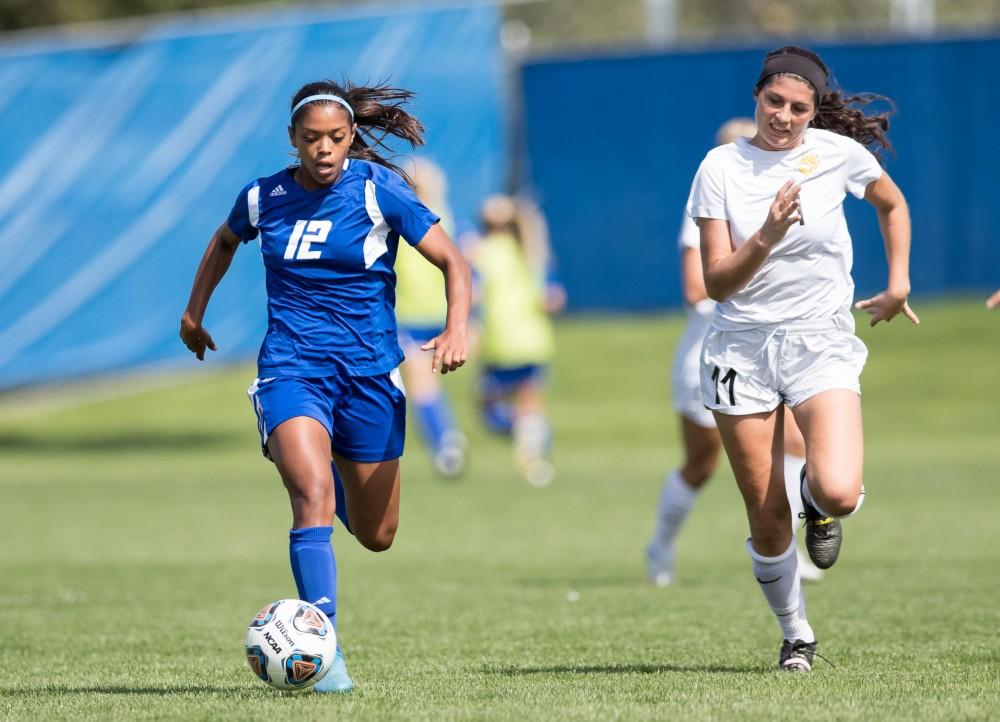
[290,78,426,184]
[756,45,895,163]
[813,89,895,163]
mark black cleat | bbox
[779,639,817,672]
[799,469,842,570]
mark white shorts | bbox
[700,315,868,416]
[671,306,715,428]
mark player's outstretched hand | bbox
[854,290,920,327]
[760,180,802,246]
[986,289,1000,310]
[421,328,467,375]
[179,312,217,361]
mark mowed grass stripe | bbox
[1,297,997,720]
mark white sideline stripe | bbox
[362,180,389,269]
[0,47,161,225]
[248,185,261,228]
[0,31,300,371]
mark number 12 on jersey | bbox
[711,366,736,406]
[284,220,332,260]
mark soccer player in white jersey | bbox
[179,79,471,692]
[646,118,824,588]
[987,290,1000,309]
[688,46,918,671]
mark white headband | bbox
[290,93,355,122]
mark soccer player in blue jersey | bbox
[179,79,471,692]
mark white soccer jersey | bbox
[686,128,883,330]
[676,211,716,318]
[672,211,716,426]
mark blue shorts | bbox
[247,369,407,463]
[398,324,443,347]
[480,364,547,397]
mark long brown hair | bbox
[290,79,425,183]
[756,46,895,163]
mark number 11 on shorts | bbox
[712,366,736,406]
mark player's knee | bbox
[822,489,863,518]
[357,524,397,552]
[359,532,395,553]
[681,459,715,488]
[811,476,863,517]
[289,481,334,515]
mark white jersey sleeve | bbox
[841,136,884,198]
[678,212,700,251]
[687,153,728,221]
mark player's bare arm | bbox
[413,223,471,374]
[701,181,800,301]
[854,172,919,326]
[180,222,241,360]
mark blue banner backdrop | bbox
[0,2,504,389]
[520,36,997,310]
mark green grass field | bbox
[2,298,998,721]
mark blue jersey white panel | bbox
[227,159,440,378]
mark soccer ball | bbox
[244,599,337,690]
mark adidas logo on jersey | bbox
[270,184,287,197]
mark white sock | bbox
[513,412,550,462]
[840,485,866,517]
[747,538,815,643]
[651,469,699,549]
[783,454,806,522]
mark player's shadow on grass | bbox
[0,429,244,453]
[487,662,765,675]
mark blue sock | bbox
[415,395,455,453]
[331,462,352,534]
[482,401,513,435]
[289,526,337,625]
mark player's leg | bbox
[646,414,721,586]
[790,389,865,569]
[782,408,823,581]
[511,369,554,486]
[479,366,514,435]
[264,415,354,692]
[715,408,816,671]
[400,330,465,477]
[701,321,818,670]
[247,378,344,629]
[248,376,353,692]
[330,368,408,552]
[333,456,401,552]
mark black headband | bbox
[757,53,828,100]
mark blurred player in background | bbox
[179,79,471,692]
[987,290,1000,309]
[395,158,467,478]
[646,117,824,588]
[689,46,918,671]
[469,194,566,486]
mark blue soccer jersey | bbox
[227,159,440,377]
